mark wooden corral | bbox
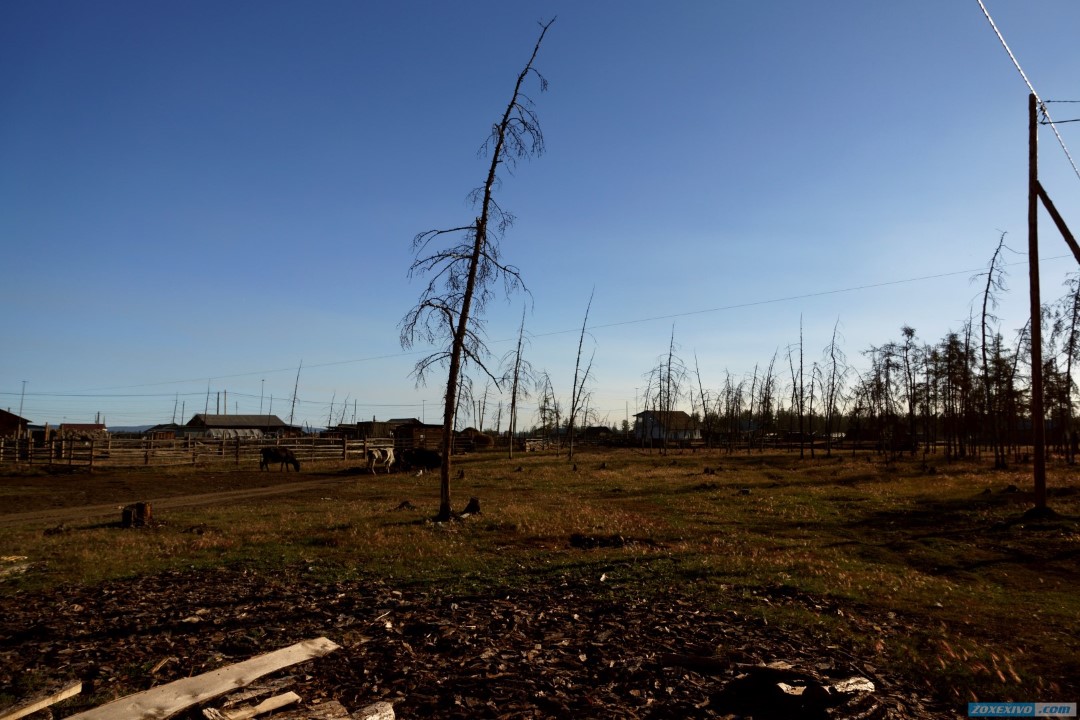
[0,436,395,470]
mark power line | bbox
[528,256,1071,339]
[17,254,1076,400]
[976,0,1080,183]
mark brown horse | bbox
[260,446,300,472]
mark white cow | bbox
[366,447,395,474]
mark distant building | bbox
[182,414,292,438]
[0,409,30,438]
[331,420,398,440]
[142,423,182,440]
[633,410,700,442]
[583,425,615,443]
[392,418,446,449]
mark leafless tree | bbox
[786,318,806,458]
[502,306,535,459]
[535,370,561,447]
[649,326,688,453]
[567,289,596,461]
[819,320,850,457]
[399,20,554,520]
[756,351,779,452]
[746,364,758,455]
[693,352,715,448]
[976,233,1010,467]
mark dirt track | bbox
[0,470,353,527]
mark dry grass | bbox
[1,448,1078,703]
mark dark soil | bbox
[0,565,952,719]
[0,464,977,718]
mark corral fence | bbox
[0,436,397,470]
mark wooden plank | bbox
[68,637,339,720]
[0,680,82,720]
[203,691,301,719]
[351,702,396,720]
[270,700,352,719]
[219,676,296,707]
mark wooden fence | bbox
[0,437,396,470]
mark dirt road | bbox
[0,470,356,526]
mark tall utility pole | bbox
[1026,93,1080,514]
[18,381,26,418]
[1028,93,1047,512]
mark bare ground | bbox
[0,465,1002,718]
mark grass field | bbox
[1,447,1077,709]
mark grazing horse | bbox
[260,446,300,472]
[366,447,395,474]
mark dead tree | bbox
[400,19,555,521]
[977,233,1010,468]
[819,320,849,457]
[567,289,596,461]
[502,305,535,459]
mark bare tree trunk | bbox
[979,234,1008,468]
[507,306,529,460]
[694,352,712,448]
[747,366,758,455]
[402,20,555,521]
[567,289,595,461]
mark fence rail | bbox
[0,437,397,469]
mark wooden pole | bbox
[1028,93,1048,511]
[1036,181,1080,263]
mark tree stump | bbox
[121,502,152,528]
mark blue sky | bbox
[3,1,1079,430]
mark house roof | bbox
[633,410,698,427]
[0,409,30,424]
[186,414,287,428]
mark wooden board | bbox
[203,692,301,720]
[266,700,394,720]
[0,681,81,720]
[67,637,339,720]
[270,700,350,719]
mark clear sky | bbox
[3,1,1080,430]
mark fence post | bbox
[235,437,241,465]
[89,440,95,470]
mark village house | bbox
[0,409,30,438]
[181,414,294,439]
[633,410,701,443]
[392,418,446,450]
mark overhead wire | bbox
[10,254,1075,402]
[976,0,1080,183]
